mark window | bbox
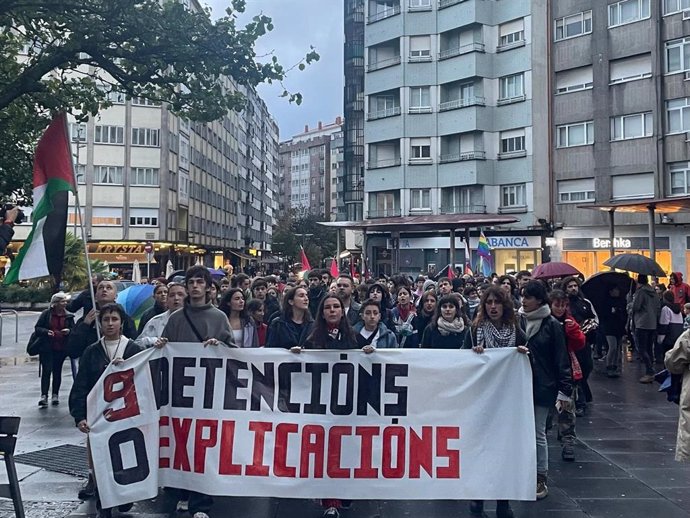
[500,129,526,156]
[409,86,431,113]
[131,128,160,147]
[94,165,123,184]
[179,136,190,170]
[103,89,126,104]
[610,54,652,83]
[92,207,122,226]
[69,123,87,142]
[369,191,398,217]
[131,96,160,106]
[409,36,431,61]
[410,138,431,161]
[498,73,524,103]
[554,11,592,41]
[556,66,593,94]
[667,97,690,133]
[410,188,431,210]
[558,178,595,203]
[666,38,690,74]
[557,121,594,147]
[131,167,159,186]
[409,0,431,9]
[608,0,650,28]
[669,162,690,195]
[94,125,124,144]
[664,0,690,14]
[129,208,159,227]
[501,184,526,208]
[369,93,400,119]
[611,113,653,140]
[611,173,654,200]
[498,19,525,49]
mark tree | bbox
[272,209,337,269]
[60,232,108,290]
[0,0,318,200]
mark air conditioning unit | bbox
[684,9,690,19]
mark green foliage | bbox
[0,283,51,303]
[0,0,319,200]
[60,232,108,290]
[272,209,337,268]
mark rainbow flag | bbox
[477,232,492,276]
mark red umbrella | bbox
[532,262,581,280]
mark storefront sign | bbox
[396,236,541,250]
[562,237,669,251]
[88,244,145,254]
[88,345,536,508]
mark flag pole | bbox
[65,116,100,340]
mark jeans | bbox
[635,328,656,375]
[534,404,550,475]
[605,335,622,372]
[39,350,68,396]
[557,402,576,443]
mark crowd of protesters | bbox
[27,262,690,518]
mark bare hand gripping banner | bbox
[87,346,536,508]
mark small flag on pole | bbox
[330,257,339,279]
[299,246,312,272]
[4,113,75,284]
[477,231,492,277]
[464,240,473,276]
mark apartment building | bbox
[278,118,344,219]
[361,0,550,275]
[550,0,690,277]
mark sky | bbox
[206,0,344,140]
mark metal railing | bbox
[366,157,402,169]
[368,209,402,218]
[439,150,486,163]
[439,0,466,8]
[0,311,19,347]
[440,204,486,214]
[438,41,484,60]
[366,55,402,72]
[438,96,485,111]
[367,4,402,23]
[367,106,401,120]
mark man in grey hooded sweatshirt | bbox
[632,274,661,384]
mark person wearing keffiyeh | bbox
[391,285,417,347]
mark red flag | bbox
[330,257,339,278]
[447,264,456,279]
[299,246,311,271]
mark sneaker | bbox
[322,507,340,518]
[38,395,48,408]
[561,443,575,462]
[176,500,189,512]
[639,374,655,384]
[192,513,210,518]
[78,475,95,500]
[51,394,59,406]
[536,474,548,500]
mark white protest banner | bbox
[87,345,536,508]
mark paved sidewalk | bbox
[1,314,689,517]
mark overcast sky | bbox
[206,0,344,140]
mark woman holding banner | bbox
[463,285,528,518]
[68,303,142,518]
[420,295,468,349]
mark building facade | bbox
[550,0,690,277]
[361,0,550,276]
[278,118,344,219]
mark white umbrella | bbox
[132,259,142,283]
[165,260,174,278]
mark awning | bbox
[578,196,690,213]
[229,250,253,260]
[318,213,520,232]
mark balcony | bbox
[367,5,401,24]
[344,190,364,203]
[439,96,485,112]
[497,150,527,160]
[439,150,486,163]
[408,157,433,165]
[368,208,401,218]
[440,204,486,214]
[497,95,526,106]
[367,106,401,121]
[367,158,402,169]
[408,106,433,114]
[367,55,401,72]
[438,42,484,61]
[438,0,467,9]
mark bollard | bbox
[0,416,25,518]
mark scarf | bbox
[436,317,465,336]
[397,303,415,322]
[327,323,341,341]
[518,305,551,339]
[476,320,516,349]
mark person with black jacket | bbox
[408,291,437,348]
[266,287,313,349]
[365,282,396,332]
[66,274,104,315]
[136,283,167,333]
[0,206,19,255]
[601,285,628,378]
[33,292,75,408]
[68,303,142,516]
[307,270,327,318]
[518,281,572,501]
[420,295,468,349]
[67,280,137,361]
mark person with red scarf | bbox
[391,285,417,346]
[550,289,586,462]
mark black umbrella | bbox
[603,253,666,278]
[581,271,633,314]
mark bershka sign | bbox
[88,345,536,508]
[592,237,631,249]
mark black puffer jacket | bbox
[521,316,572,407]
[68,339,142,424]
[266,317,313,349]
[66,305,137,359]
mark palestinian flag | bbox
[4,114,75,284]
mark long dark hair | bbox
[417,291,438,315]
[280,286,313,323]
[430,295,464,329]
[306,294,357,348]
[473,286,516,328]
[219,288,248,322]
[367,282,392,309]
